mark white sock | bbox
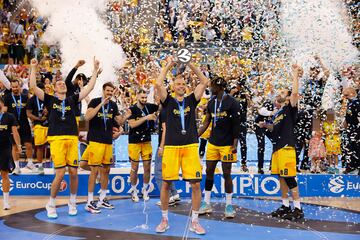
[87,192,93,204]
[70,194,77,205]
[49,197,56,206]
[143,183,149,192]
[28,158,33,164]
[100,189,106,201]
[293,200,301,209]
[161,210,168,220]
[282,198,290,207]
[131,185,137,193]
[226,193,232,206]
[15,161,20,169]
[3,192,9,203]
[191,210,199,222]
[204,190,211,204]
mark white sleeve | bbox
[258,107,272,117]
[0,69,11,89]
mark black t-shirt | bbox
[128,103,158,143]
[269,104,298,152]
[0,112,18,148]
[27,95,49,127]
[346,97,360,131]
[162,93,199,146]
[207,95,241,146]
[87,98,120,144]
[158,107,166,146]
[43,93,79,136]
[4,93,30,129]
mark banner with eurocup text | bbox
[0,174,359,197]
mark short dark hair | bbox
[137,88,147,95]
[10,79,20,85]
[102,82,115,90]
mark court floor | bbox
[1,196,359,240]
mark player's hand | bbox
[124,108,132,119]
[93,56,100,71]
[165,56,176,69]
[112,127,121,139]
[17,144,22,153]
[30,58,38,68]
[158,147,164,157]
[76,60,85,68]
[146,113,157,121]
[101,96,110,106]
[258,121,266,128]
[231,145,237,154]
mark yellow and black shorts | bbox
[162,143,202,182]
[48,135,79,169]
[82,141,113,166]
[206,143,237,163]
[128,142,152,162]
[33,125,48,146]
[271,146,296,177]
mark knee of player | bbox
[284,177,298,189]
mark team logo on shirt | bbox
[211,111,228,118]
[273,114,284,125]
[173,106,190,116]
[52,103,71,111]
[11,102,26,108]
[97,112,113,118]
[0,125,8,130]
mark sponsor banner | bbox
[0,174,359,197]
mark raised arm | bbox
[0,69,11,89]
[289,64,300,107]
[79,57,99,101]
[314,55,330,80]
[115,108,132,126]
[189,62,209,101]
[65,60,85,88]
[155,57,175,103]
[29,58,45,101]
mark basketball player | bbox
[3,80,34,174]
[127,89,158,202]
[82,82,130,213]
[0,96,21,210]
[259,64,304,220]
[198,76,241,218]
[155,57,209,235]
[27,82,49,174]
[29,57,100,219]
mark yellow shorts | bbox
[162,143,202,182]
[48,136,79,168]
[206,143,237,162]
[33,125,48,146]
[271,146,296,177]
[128,142,152,161]
[82,141,113,166]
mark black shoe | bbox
[271,205,291,218]
[241,164,248,172]
[258,168,264,174]
[343,167,356,174]
[283,207,304,220]
[296,168,301,173]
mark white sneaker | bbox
[131,190,139,202]
[68,202,77,216]
[172,194,181,203]
[3,202,10,210]
[13,167,21,175]
[142,188,150,201]
[26,162,36,170]
[46,203,58,219]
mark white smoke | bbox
[280,0,359,71]
[30,0,126,97]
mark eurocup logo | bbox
[0,179,14,192]
[59,180,68,192]
[177,48,191,63]
[328,176,345,194]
